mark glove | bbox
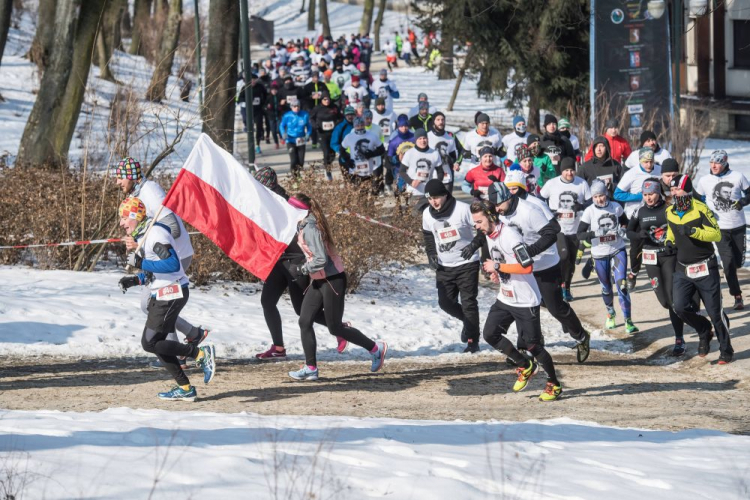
[118,275,141,293]
[731,201,742,211]
[460,243,478,260]
[384,85,391,93]
[575,249,584,265]
[470,189,483,199]
[487,175,500,183]
[428,254,439,270]
[127,252,143,269]
[677,225,696,237]
[573,202,585,213]
[638,229,651,240]
[616,227,628,239]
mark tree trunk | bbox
[121,7,132,38]
[129,0,151,55]
[319,0,330,38]
[201,0,239,152]
[307,0,316,31]
[17,0,107,168]
[527,85,540,133]
[299,0,306,15]
[373,0,386,51]
[28,0,56,71]
[146,0,182,102]
[359,0,374,35]
[0,0,12,68]
[97,0,126,82]
[438,35,454,80]
[446,46,472,111]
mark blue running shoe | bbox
[562,287,573,302]
[289,365,319,381]
[197,343,216,384]
[371,341,388,372]
[158,385,197,402]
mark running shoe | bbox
[463,340,479,353]
[255,145,261,154]
[718,352,733,365]
[513,360,538,392]
[562,287,573,302]
[575,331,591,363]
[275,143,280,150]
[605,309,616,330]
[626,272,637,292]
[336,336,349,354]
[505,357,518,368]
[671,339,686,357]
[326,172,333,181]
[539,382,562,402]
[624,318,639,334]
[734,295,744,310]
[371,341,388,372]
[460,326,468,343]
[197,343,216,384]
[158,385,197,402]
[289,365,319,381]
[698,330,714,357]
[187,327,210,348]
[255,346,287,360]
[581,257,594,280]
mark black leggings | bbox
[261,261,327,347]
[717,226,746,296]
[630,235,644,274]
[298,272,375,366]
[556,233,578,289]
[533,264,585,341]
[319,131,335,170]
[644,252,684,339]
[288,142,307,176]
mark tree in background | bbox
[307,0,316,31]
[28,0,55,72]
[0,0,11,69]
[96,0,127,82]
[360,0,374,35]
[146,0,182,102]
[201,0,239,152]
[319,0,331,38]
[373,0,386,50]
[129,0,152,56]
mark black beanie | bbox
[526,134,541,146]
[560,157,576,172]
[543,114,557,127]
[640,130,657,145]
[475,112,490,124]
[414,128,428,139]
[670,174,693,193]
[661,158,679,173]
[425,179,450,197]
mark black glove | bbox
[487,175,500,183]
[573,202,585,213]
[638,229,651,240]
[470,189,483,199]
[677,225,696,237]
[118,275,141,293]
[428,254,439,270]
[460,242,479,260]
[665,240,676,255]
[126,252,143,269]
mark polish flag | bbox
[163,134,307,280]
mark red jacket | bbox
[584,133,632,165]
[465,164,505,197]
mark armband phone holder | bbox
[513,243,533,268]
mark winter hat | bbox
[604,118,618,129]
[590,179,608,197]
[419,101,430,110]
[479,146,494,158]
[253,166,278,190]
[641,178,662,195]
[323,69,333,78]
[311,70,319,78]
[638,147,655,162]
[397,114,409,127]
[558,118,571,129]
[379,68,388,76]
[344,106,356,115]
[512,116,526,128]
[432,111,445,121]
[475,112,490,124]
[526,134,541,146]
[375,97,386,106]
[418,92,428,101]
[639,130,657,145]
[119,197,147,221]
[351,74,360,82]
[116,157,142,180]
[710,150,729,168]
[425,179,449,198]
[516,144,532,161]
[543,114,558,127]
[414,128,428,139]
[487,181,512,205]
[504,170,527,190]
[353,116,365,127]
[560,157,576,172]
[661,158,679,173]
[670,174,693,193]
[363,109,373,119]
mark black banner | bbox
[592,0,673,138]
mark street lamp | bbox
[647,0,666,18]
[689,0,708,16]
[648,0,681,125]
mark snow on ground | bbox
[0,265,622,360]
[0,408,747,499]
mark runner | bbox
[331,106,356,179]
[461,113,504,169]
[526,135,556,187]
[694,150,750,310]
[501,116,529,165]
[584,118,632,165]
[667,174,734,363]
[509,144,545,194]
[369,68,400,112]
[470,198,562,401]
[462,146,505,200]
[279,101,313,178]
[408,101,434,131]
[400,129,443,208]
[577,180,638,333]
[309,92,342,178]
[290,193,388,380]
[624,130,671,169]
[340,116,385,192]
[428,111,463,193]
[422,180,481,352]
[117,197,216,401]
[577,135,625,197]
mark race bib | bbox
[322,121,334,131]
[296,137,305,146]
[443,169,452,183]
[686,262,709,279]
[252,97,260,106]
[437,226,460,244]
[416,169,430,181]
[478,185,489,199]
[312,92,322,99]
[382,126,390,136]
[642,249,658,266]
[500,283,516,302]
[557,210,575,223]
[355,162,370,176]
[597,174,614,187]
[155,283,184,302]
[598,234,616,243]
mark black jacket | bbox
[577,136,624,197]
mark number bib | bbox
[322,121,334,131]
[686,261,709,279]
[598,234,616,243]
[312,92,322,99]
[437,226,460,244]
[296,137,305,146]
[500,283,516,302]
[382,126,390,136]
[642,249,658,266]
[443,169,452,183]
[355,162,370,176]
[252,97,260,106]
[156,283,184,302]
[557,210,575,225]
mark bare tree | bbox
[373,0,386,51]
[28,0,55,71]
[129,0,152,55]
[437,34,454,80]
[201,0,239,152]
[0,0,11,68]
[319,0,330,38]
[299,0,306,14]
[96,0,126,82]
[146,0,182,102]
[307,0,316,31]
[359,0,374,35]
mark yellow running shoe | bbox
[539,382,562,402]
[512,360,538,392]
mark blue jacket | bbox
[387,130,415,165]
[331,120,353,154]
[279,110,312,139]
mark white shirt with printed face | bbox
[372,109,397,139]
[370,79,399,112]
[486,223,541,307]
[428,130,458,185]
[422,200,479,267]
[540,176,592,235]
[133,179,194,259]
[498,197,560,271]
[580,202,626,258]
[616,164,662,218]
[502,131,529,162]
[402,147,443,196]
[341,129,383,177]
[695,170,750,229]
[462,128,502,165]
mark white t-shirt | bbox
[133,179,194,259]
[486,223,541,307]
[695,170,750,229]
[422,200,479,267]
[462,128,503,165]
[372,109,397,139]
[342,84,367,105]
[501,131,530,163]
[624,147,672,170]
[499,197,560,271]
[428,130,458,185]
[569,133,581,152]
[580,202,626,258]
[616,164,662,218]
[370,79,399,113]
[341,129,383,177]
[402,147,443,196]
[140,224,188,290]
[540,176,592,235]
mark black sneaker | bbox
[698,330,714,357]
[626,272,637,292]
[581,257,594,280]
[575,331,591,363]
[460,327,468,343]
[718,352,733,365]
[505,357,517,367]
[671,339,686,357]
[463,340,480,353]
[734,295,744,310]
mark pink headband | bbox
[288,196,310,210]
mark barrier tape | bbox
[336,210,414,236]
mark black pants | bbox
[265,111,279,144]
[717,226,746,297]
[483,300,558,384]
[298,272,376,366]
[288,142,306,177]
[435,261,480,343]
[533,264,585,340]
[261,261,327,347]
[629,235,644,274]
[672,258,733,356]
[311,128,319,146]
[253,109,265,146]
[142,287,195,386]
[319,131,335,170]
[644,252,684,339]
[556,233,578,289]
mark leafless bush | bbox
[108,85,145,160]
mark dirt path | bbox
[3,266,750,435]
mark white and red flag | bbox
[163,133,307,280]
